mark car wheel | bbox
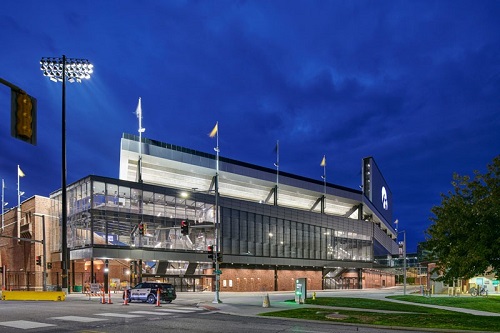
[147,294,156,304]
[165,300,172,304]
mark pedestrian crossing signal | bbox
[36,255,41,266]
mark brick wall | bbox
[218,267,322,292]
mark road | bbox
[0,288,470,332]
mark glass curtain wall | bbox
[221,207,373,261]
[61,177,217,251]
[57,176,373,263]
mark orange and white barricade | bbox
[85,284,103,300]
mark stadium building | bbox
[63,133,399,291]
[1,133,399,292]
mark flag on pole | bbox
[273,140,279,166]
[18,166,25,178]
[209,122,218,138]
[135,97,142,118]
[135,97,145,133]
[320,155,326,167]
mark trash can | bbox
[73,285,83,293]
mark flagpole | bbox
[211,121,221,304]
[17,165,22,241]
[275,140,279,187]
[320,155,326,195]
[136,97,145,183]
[323,161,326,195]
[320,156,326,214]
[274,140,279,206]
[1,179,5,230]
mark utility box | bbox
[295,278,307,304]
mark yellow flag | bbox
[209,122,218,138]
[18,165,25,177]
[320,155,326,167]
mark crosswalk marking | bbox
[155,308,196,313]
[50,316,108,322]
[130,311,173,315]
[166,306,205,311]
[0,306,204,330]
[95,313,144,318]
[0,320,56,329]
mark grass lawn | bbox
[388,295,500,313]
[260,297,500,331]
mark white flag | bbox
[18,166,25,177]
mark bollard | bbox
[107,290,113,304]
[262,293,270,308]
[122,289,129,306]
[155,288,162,307]
[312,292,316,300]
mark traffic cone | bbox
[100,289,106,304]
[122,289,129,306]
[107,289,113,304]
[155,288,162,307]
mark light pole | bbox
[1,179,7,230]
[398,229,407,296]
[40,56,93,294]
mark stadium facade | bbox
[44,133,399,292]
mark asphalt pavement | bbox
[64,286,500,318]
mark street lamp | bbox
[40,56,93,294]
[397,229,407,296]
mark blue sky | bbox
[1,1,499,252]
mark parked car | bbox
[123,282,176,304]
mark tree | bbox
[424,155,500,283]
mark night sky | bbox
[1,1,499,252]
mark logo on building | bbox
[381,186,388,210]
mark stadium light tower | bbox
[39,55,93,293]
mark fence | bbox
[1,271,90,292]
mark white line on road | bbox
[0,320,56,329]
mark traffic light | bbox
[138,222,144,236]
[208,245,214,260]
[11,90,37,145]
[47,262,52,269]
[36,256,41,266]
[217,253,223,263]
[181,220,189,236]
